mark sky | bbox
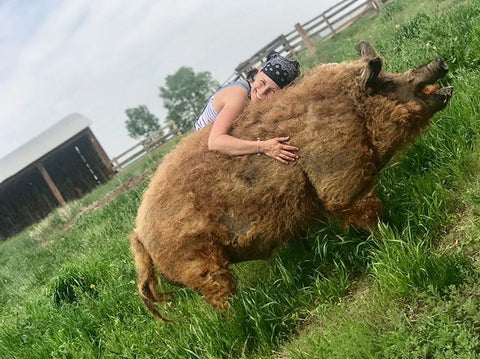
[0,0,339,160]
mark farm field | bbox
[2,0,480,357]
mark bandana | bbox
[261,51,300,89]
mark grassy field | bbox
[2,0,480,357]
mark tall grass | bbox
[2,0,480,357]
[281,0,480,356]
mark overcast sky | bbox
[0,0,339,159]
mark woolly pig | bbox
[130,41,453,319]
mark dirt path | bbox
[62,171,150,233]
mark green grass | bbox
[3,0,480,357]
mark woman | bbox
[194,52,301,164]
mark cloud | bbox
[0,0,338,159]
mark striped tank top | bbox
[193,80,251,131]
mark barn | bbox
[0,113,115,240]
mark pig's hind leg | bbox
[161,239,236,312]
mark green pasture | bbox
[2,0,480,357]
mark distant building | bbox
[0,113,115,240]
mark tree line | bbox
[125,67,219,139]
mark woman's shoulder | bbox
[229,79,251,91]
[216,81,250,105]
[219,79,250,93]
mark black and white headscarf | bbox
[261,51,300,89]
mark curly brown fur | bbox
[129,233,173,321]
[130,42,452,318]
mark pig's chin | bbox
[420,83,453,105]
[430,86,453,104]
[422,86,454,112]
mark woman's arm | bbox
[207,88,299,164]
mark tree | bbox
[125,105,161,139]
[159,67,220,133]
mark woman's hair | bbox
[245,68,258,82]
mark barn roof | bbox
[0,113,93,184]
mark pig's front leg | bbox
[331,187,383,232]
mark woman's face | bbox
[250,70,281,103]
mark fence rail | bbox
[111,0,387,170]
[226,0,386,83]
[111,120,182,171]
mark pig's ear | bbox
[362,58,382,87]
[357,41,378,58]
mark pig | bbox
[130,41,453,320]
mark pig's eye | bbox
[377,80,396,92]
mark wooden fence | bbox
[111,0,387,171]
[111,120,182,171]
[226,0,386,82]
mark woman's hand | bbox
[260,136,299,164]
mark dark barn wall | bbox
[0,129,114,240]
[43,140,100,202]
[76,134,113,184]
[0,167,58,240]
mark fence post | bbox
[280,34,297,58]
[294,23,315,54]
[323,14,336,36]
[170,120,182,136]
[371,0,383,11]
[112,157,120,172]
